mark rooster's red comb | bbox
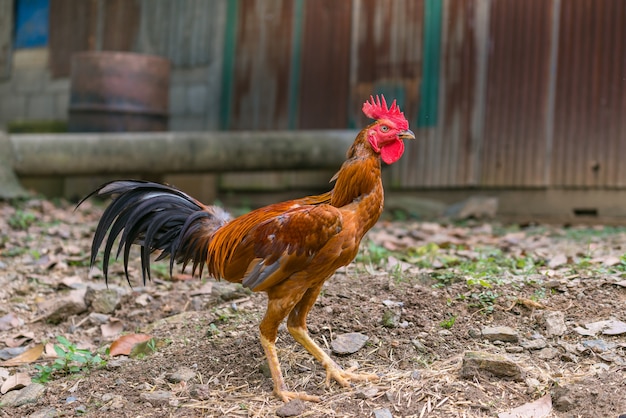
[362,95,408,130]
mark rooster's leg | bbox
[260,292,321,402]
[287,285,379,388]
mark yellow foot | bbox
[325,365,379,388]
[275,389,321,403]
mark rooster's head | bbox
[362,95,415,164]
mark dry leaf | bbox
[1,344,44,366]
[3,331,35,348]
[109,334,153,357]
[0,372,31,394]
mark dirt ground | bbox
[0,198,625,417]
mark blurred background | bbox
[1,0,625,220]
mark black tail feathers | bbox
[79,180,231,285]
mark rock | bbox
[28,408,58,418]
[355,387,379,399]
[411,339,429,353]
[445,196,498,220]
[88,312,110,324]
[373,407,394,418]
[189,383,211,400]
[460,351,523,381]
[0,383,46,407]
[381,309,401,328]
[85,287,121,314]
[139,390,172,405]
[543,311,567,336]
[520,338,547,351]
[535,347,560,360]
[0,347,27,361]
[573,318,626,336]
[276,399,306,417]
[582,339,613,353]
[468,328,481,339]
[168,366,197,383]
[552,387,576,412]
[505,346,524,353]
[37,289,87,324]
[331,333,369,355]
[481,326,519,343]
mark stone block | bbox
[27,94,56,119]
[0,95,27,122]
[14,68,46,93]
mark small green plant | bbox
[8,210,37,230]
[466,290,499,314]
[33,336,106,383]
[439,314,457,329]
[356,241,392,266]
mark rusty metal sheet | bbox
[551,0,626,188]
[49,0,98,78]
[350,0,423,128]
[102,0,140,51]
[298,0,352,129]
[229,0,294,130]
[479,0,553,187]
[136,0,224,67]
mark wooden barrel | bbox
[68,52,170,132]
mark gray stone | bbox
[355,387,379,399]
[460,351,523,381]
[481,326,519,343]
[520,338,547,351]
[38,289,87,324]
[167,367,197,383]
[373,408,394,418]
[139,390,172,405]
[28,407,58,418]
[276,399,306,417]
[535,347,560,360]
[0,383,46,407]
[543,311,567,336]
[331,332,369,355]
[85,288,121,314]
[189,383,211,400]
[582,339,613,353]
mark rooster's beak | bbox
[399,129,416,140]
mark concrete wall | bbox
[0,49,68,128]
[0,48,216,132]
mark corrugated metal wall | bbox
[44,0,626,190]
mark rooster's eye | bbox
[380,125,389,132]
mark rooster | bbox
[81,95,415,402]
